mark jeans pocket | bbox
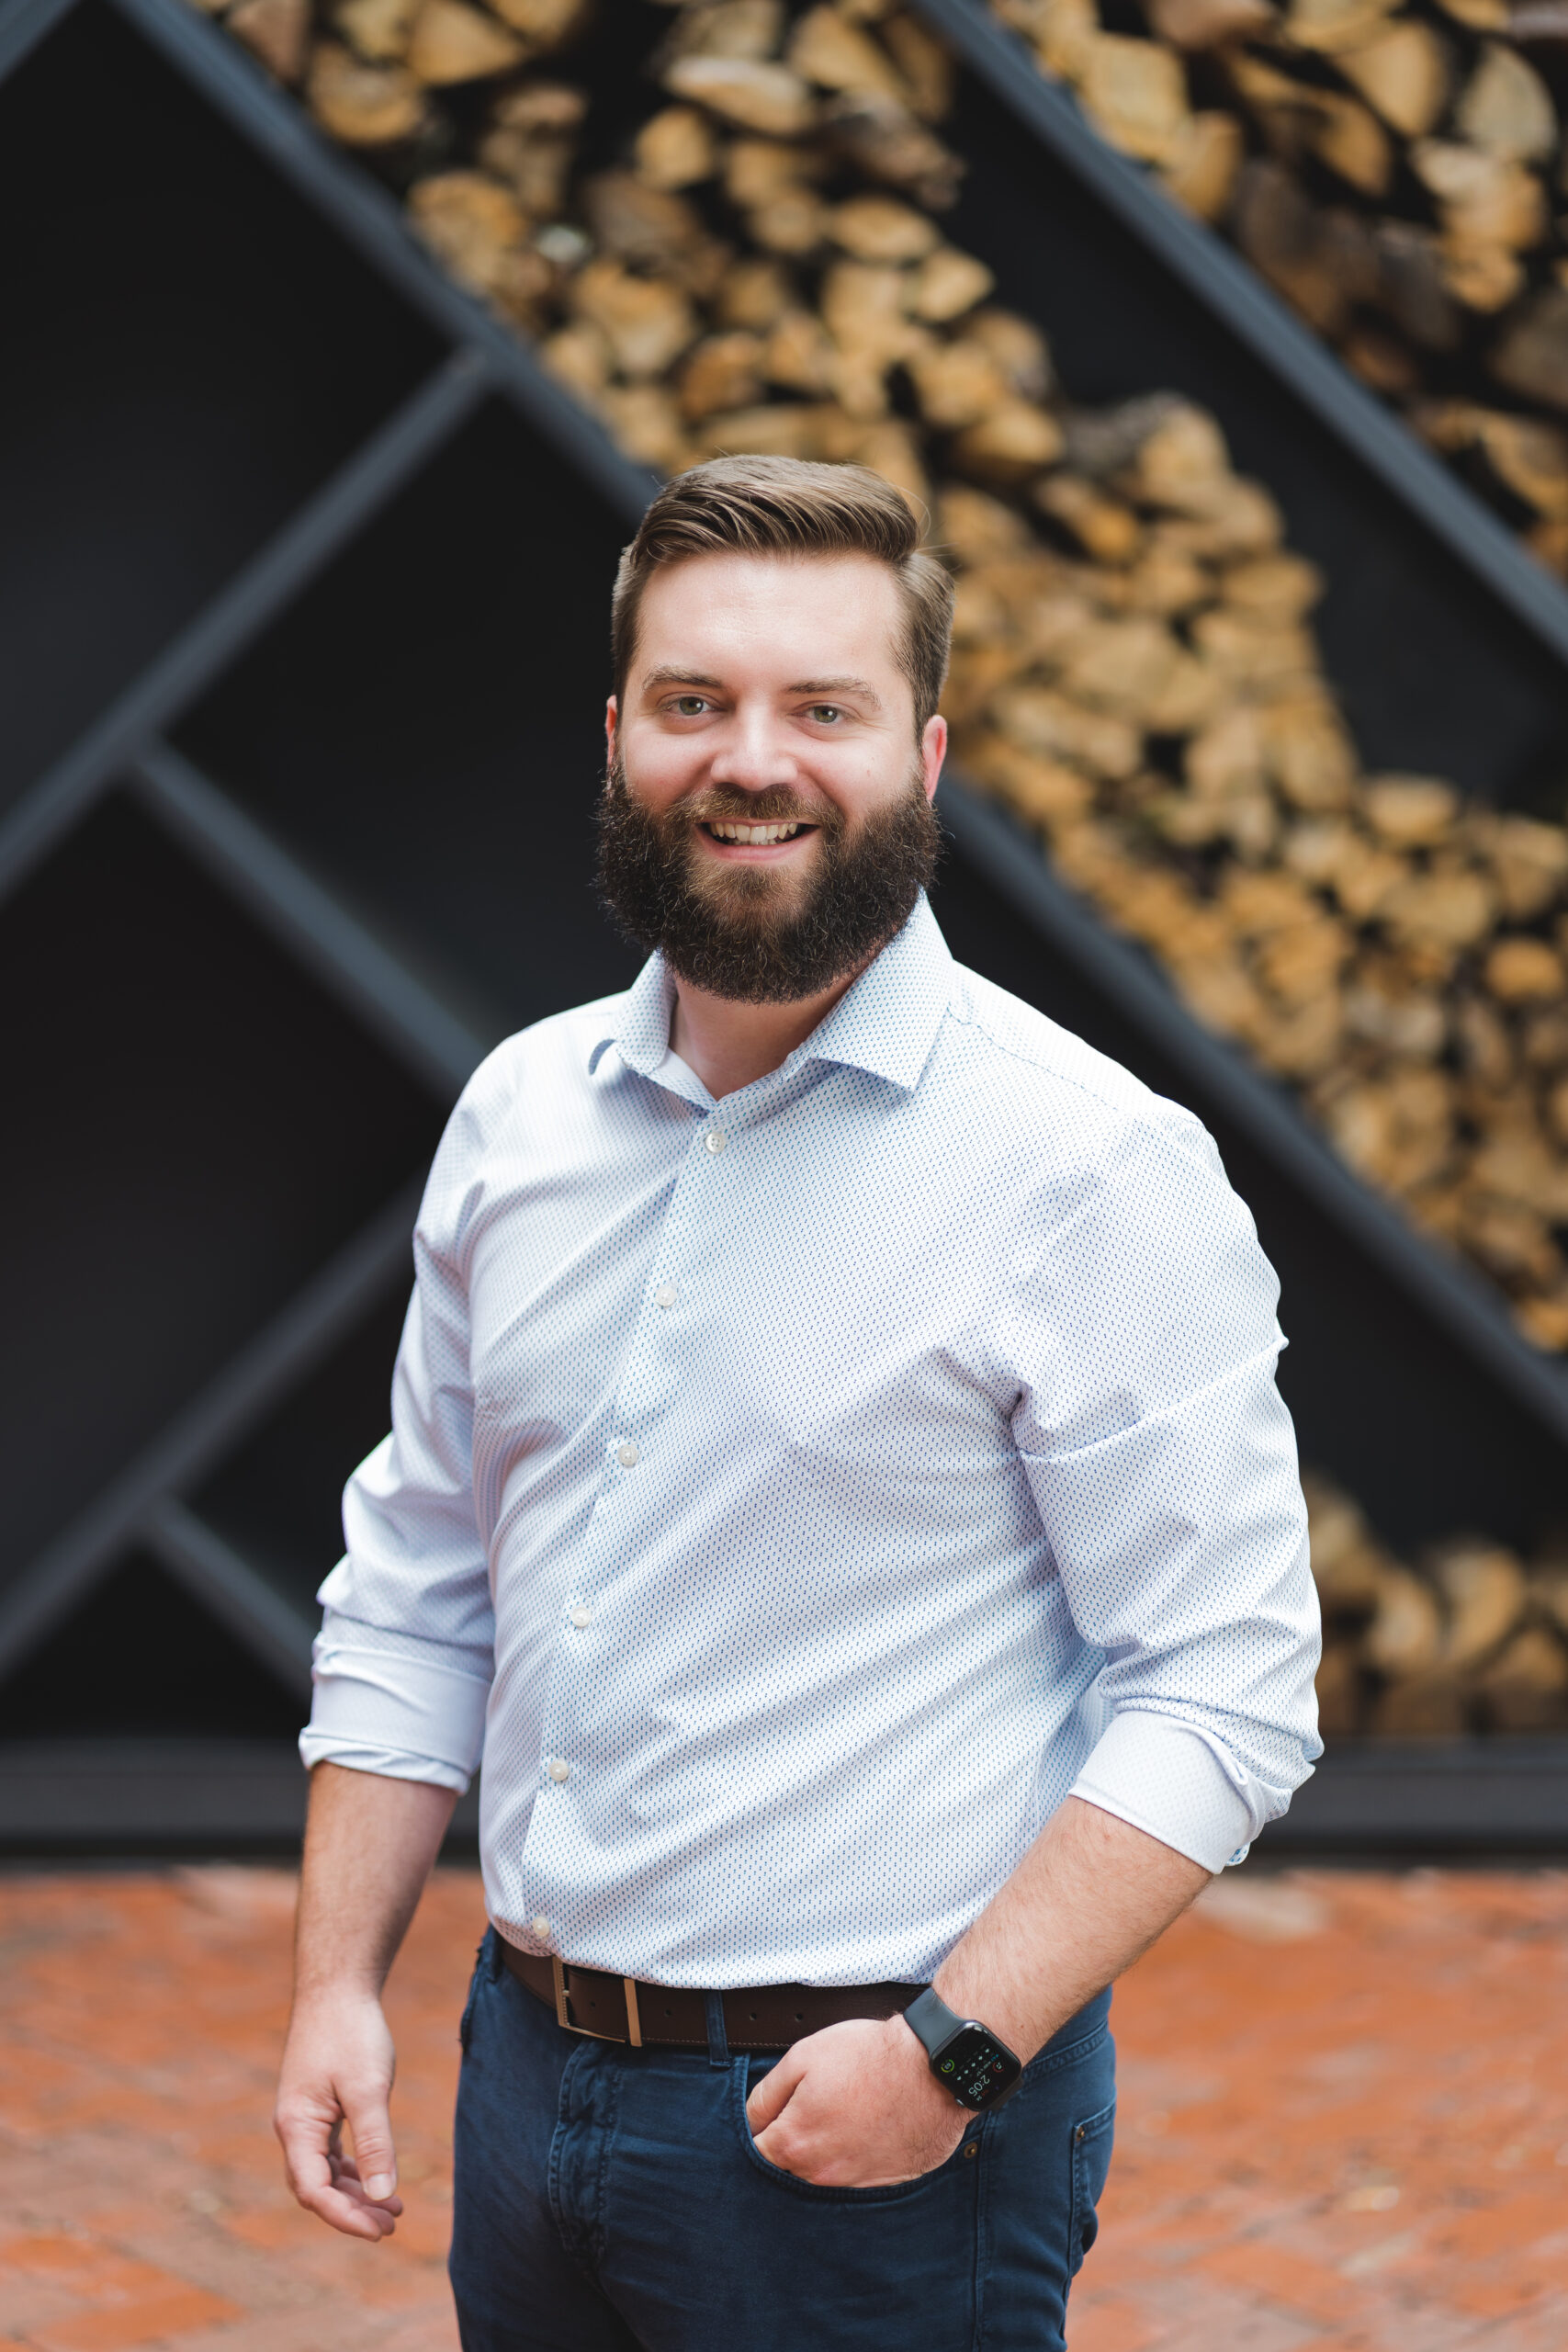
[735,2055,964,2203]
[1068,2098,1116,2275]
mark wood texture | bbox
[1309,1472,1568,1733]
[992,0,1568,573]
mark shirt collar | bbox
[589,893,953,1097]
[791,893,953,1091]
[592,945,681,1082]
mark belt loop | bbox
[705,1990,729,2068]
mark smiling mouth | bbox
[702,820,814,845]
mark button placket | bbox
[555,1108,723,1804]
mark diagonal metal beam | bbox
[0,344,490,910]
[938,775,1568,1444]
[0,0,79,85]
[132,743,491,1101]
[0,1178,422,1681]
[111,0,658,528]
[142,1497,317,1702]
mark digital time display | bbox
[936,2025,1022,2109]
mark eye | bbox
[672,695,711,717]
[807,704,844,725]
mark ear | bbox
[919,713,947,804]
[605,695,619,764]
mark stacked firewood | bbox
[990,0,1568,575]
[941,418,1568,1354]
[1307,1470,1568,1733]
[190,0,1568,1351]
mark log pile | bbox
[1307,1470,1568,1733]
[940,411,1568,1355]
[192,0,1568,1352]
[990,0,1568,577]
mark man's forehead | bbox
[632,552,907,685]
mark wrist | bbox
[886,2010,945,2085]
[930,1967,1034,2066]
[289,1973,386,2015]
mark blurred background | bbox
[4,0,1568,1853]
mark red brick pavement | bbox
[0,1865,1564,2348]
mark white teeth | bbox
[709,820,802,843]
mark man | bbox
[276,454,1321,2350]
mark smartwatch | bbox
[901,1985,1023,2111]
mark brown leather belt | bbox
[502,1942,920,2051]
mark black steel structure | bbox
[2,0,1565,1855]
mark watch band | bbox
[903,1984,967,2055]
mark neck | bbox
[670,956,874,1099]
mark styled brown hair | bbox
[611,455,954,736]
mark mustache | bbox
[682,788,840,831]
[605,764,841,836]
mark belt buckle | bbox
[552,1957,643,2047]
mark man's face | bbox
[598,551,947,1004]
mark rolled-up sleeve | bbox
[299,1064,508,1792]
[1010,1106,1322,1871]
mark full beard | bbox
[594,753,942,1006]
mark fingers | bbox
[276,2099,397,2240]
[744,2043,807,2135]
[341,2075,400,2206]
[276,1996,404,2240]
[275,2075,402,2241]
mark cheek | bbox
[623,732,707,810]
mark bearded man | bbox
[276,454,1322,2351]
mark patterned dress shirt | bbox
[302,894,1321,1986]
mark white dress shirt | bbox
[303,894,1321,1986]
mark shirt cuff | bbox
[297,1736,473,1795]
[1069,1710,1257,1873]
[305,1623,490,1781]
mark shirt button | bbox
[569,1605,592,1628]
[547,1758,570,1783]
[615,1440,639,1468]
[655,1283,677,1309]
[705,1128,726,1155]
[531,1914,550,1937]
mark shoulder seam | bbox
[940,992,1168,1134]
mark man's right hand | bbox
[275,1988,404,2239]
[274,1762,459,2238]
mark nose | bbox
[708,703,798,792]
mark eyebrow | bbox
[787,677,885,709]
[639,665,725,690]
[637,666,886,710]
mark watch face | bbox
[934,2024,1022,2110]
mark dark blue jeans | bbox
[449,1928,1115,2350]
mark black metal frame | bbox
[0,1180,424,1680]
[0,0,661,1761]
[2,0,1565,1846]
